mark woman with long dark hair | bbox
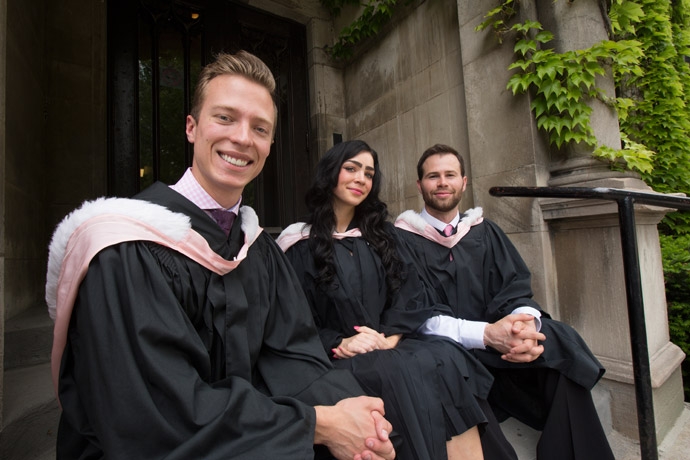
[277,140,494,460]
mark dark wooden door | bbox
[107,0,312,231]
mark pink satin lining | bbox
[51,214,262,400]
[276,225,363,252]
[393,217,481,248]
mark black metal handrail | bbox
[489,186,690,460]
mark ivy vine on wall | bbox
[476,0,655,174]
[479,0,690,399]
[320,0,407,60]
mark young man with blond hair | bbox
[47,51,394,460]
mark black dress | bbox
[54,183,363,460]
[282,222,494,460]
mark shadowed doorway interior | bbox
[107,0,313,233]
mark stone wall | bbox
[4,0,47,323]
[2,0,47,429]
[44,1,107,240]
[317,0,553,310]
[0,0,7,428]
[1,0,105,428]
[2,0,106,329]
[340,0,474,216]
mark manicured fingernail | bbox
[354,325,360,330]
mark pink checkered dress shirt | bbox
[169,168,241,218]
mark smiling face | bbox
[332,151,375,214]
[186,74,275,208]
[417,153,467,222]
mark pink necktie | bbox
[443,224,454,236]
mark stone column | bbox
[540,179,686,440]
[536,0,637,186]
[459,0,686,442]
[457,0,556,309]
[0,0,7,428]
[305,11,347,160]
[535,0,686,442]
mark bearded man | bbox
[394,144,614,460]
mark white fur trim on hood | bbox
[45,197,262,401]
[45,197,190,319]
[276,222,311,252]
[275,223,365,253]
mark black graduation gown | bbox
[56,183,362,460]
[394,216,605,391]
[283,224,494,460]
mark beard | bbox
[421,187,462,213]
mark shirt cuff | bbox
[418,315,488,350]
[511,306,542,331]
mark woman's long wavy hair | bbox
[304,140,403,295]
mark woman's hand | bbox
[383,333,401,349]
[333,326,397,359]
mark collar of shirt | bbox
[420,207,460,233]
[170,168,241,214]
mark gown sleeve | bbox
[58,241,324,460]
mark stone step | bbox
[500,400,690,459]
[0,362,60,460]
[4,306,53,370]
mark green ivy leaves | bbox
[609,0,645,34]
[660,233,690,398]
[321,0,405,60]
[478,2,651,172]
[478,0,690,399]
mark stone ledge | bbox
[1,362,59,460]
[4,306,53,370]
[501,402,690,460]
[597,341,686,388]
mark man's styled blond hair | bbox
[190,50,277,122]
